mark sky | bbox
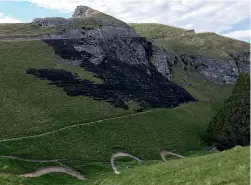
[0,0,250,42]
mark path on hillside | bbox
[19,166,86,180]
[0,156,86,180]
[0,103,192,143]
[0,110,154,143]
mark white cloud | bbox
[0,0,250,34]
[223,30,251,42]
[0,12,22,23]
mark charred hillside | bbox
[27,36,195,109]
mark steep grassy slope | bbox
[0,37,234,180]
[0,147,249,185]
[87,146,250,185]
[0,21,237,185]
[0,102,214,161]
[131,23,250,59]
[129,23,188,39]
[0,41,131,139]
[171,68,233,102]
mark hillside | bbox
[86,146,250,185]
[0,147,249,185]
[0,5,249,185]
[130,23,250,59]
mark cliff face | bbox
[155,50,250,84]
[30,5,250,85]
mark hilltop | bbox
[130,23,249,59]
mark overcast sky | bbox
[0,0,250,42]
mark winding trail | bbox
[0,110,154,143]
[0,156,86,180]
[110,152,142,175]
[19,166,86,180]
[160,150,184,162]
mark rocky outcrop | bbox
[181,29,196,36]
[31,5,249,84]
[150,48,249,84]
[151,46,186,79]
[179,54,250,84]
[41,26,138,40]
[231,52,250,74]
[32,6,129,28]
[32,17,72,27]
[72,6,95,18]
[26,25,196,109]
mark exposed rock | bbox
[72,6,129,28]
[31,7,249,85]
[181,29,196,36]
[149,46,249,84]
[179,54,247,84]
[31,25,196,109]
[32,17,72,27]
[231,52,250,74]
[41,26,138,40]
[72,6,97,18]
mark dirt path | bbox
[0,110,155,143]
[0,156,86,180]
[19,166,86,180]
[160,150,184,162]
[110,152,142,174]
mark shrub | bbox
[208,73,250,148]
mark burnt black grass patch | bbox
[26,59,195,109]
[26,38,196,109]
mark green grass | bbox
[171,67,233,102]
[0,32,237,184]
[129,23,188,39]
[154,33,249,59]
[0,157,57,175]
[86,146,250,185]
[0,147,249,185]
[130,23,249,59]
[0,23,58,38]
[0,41,132,139]
[0,102,215,161]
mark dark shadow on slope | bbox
[26,38,195,109]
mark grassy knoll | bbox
[0,41,131,139]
